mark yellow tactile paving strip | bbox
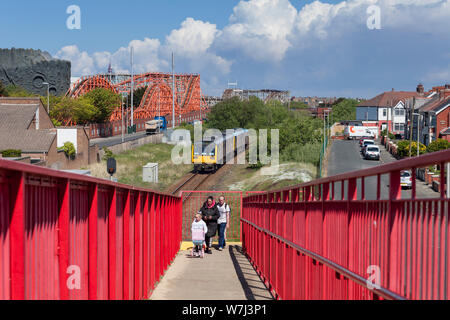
[180,241,242,251]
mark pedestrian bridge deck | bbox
[150,244,273,300]
[2,148,450,300]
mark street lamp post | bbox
[42,82,50,114]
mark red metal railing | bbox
[0,159,181,300]
[242,149,450,300]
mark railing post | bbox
[388,170,401,295]
[10,172,25,300]
[143,192,149,298]
[108,187,117,300]
[347,178,357,299]
[123,190,131,300]
[134,191,141,300]
[88,184,98,300]
[58,179,70,300]
[322,182,330,300]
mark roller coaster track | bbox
[65,72,207,124]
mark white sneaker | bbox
[219,247,223,251]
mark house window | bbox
[395,109,405,116]
[383,109,387,117]
[394,123,405,132]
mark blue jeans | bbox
[218,223,227,249]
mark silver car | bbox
[400,171,412,189]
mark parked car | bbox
[401,170,412,189]
[359,136,373,147]
[364,146,380,160]
[361,140,375,156]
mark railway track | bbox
[170,172,212,197]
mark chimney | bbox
[417,83,424,95]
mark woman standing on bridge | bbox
[198,196,220,254]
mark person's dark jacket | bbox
[199,201,220,237]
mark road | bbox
[90,131,148,148]
[326,139,438,200]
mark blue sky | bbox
[1,0,449,98]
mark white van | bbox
[364,145,380,161]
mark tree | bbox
[329,99,358,124]
[288,101,309,109]
[427,139,450,153]
[50,97,97,125]
[4,84,35,97]
[83,88,120,123]
[125,86,148,109]
[58,142,76,159]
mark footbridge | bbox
[1,149,450,300]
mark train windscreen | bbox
[194,142,216,156]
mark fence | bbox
[0,159,181,300]
[181,191,243,243]
[242,149,450,300]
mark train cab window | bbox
[194,142,216,156]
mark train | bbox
[192,129,249,173]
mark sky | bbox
[1,0,449,98]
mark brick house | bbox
[357,88,423,137]
[415,85,450,145]
[0,97,98,169]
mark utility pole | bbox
[417,115,420,157]
[172,52,175,129]
[121,94,124,143]
[130,46,134,131]
[409,98,415,157]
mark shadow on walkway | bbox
[228,245,274,301]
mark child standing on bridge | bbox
[191,213,208,258]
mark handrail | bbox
[247,148,450,195]
[0,159,178,198]
[241,218,405,301]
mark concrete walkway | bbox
[150,245,274,300]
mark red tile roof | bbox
[358,91,421,107]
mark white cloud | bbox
[55,0,450,95]
[219,0,298,61]
[56,45,96,76]
[112,38,163,74]
[164,17,232,74]
[166,18,219,56]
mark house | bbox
[0,97,98,169]
[414,84,450,146]
[357,87,423,137]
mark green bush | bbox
[58,142,76,159]
[102,147,115,161]
[381,130,396,140]
[427,139,450,153]
[397,140,426,158]
[1,149,22,158]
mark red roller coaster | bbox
[67,72,208,123]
